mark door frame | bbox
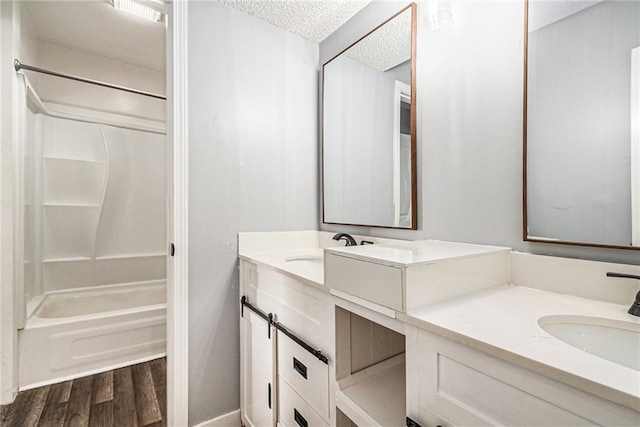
[393,80,411,227]
[167,0,189,425]
[631,47,639,246]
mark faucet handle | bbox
[606,272,640,317]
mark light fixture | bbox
[112,0,164,22]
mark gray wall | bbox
[187,2,319,424]
[323,56,410,226]
[320,0,640,265]
[527,1,639,246]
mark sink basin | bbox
[285,256,323,268]
[538,315,640,371]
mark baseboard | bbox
[19,353,166,392]
[193,409,241,427]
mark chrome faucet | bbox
[606,272,640,316]
[332,233,357,246]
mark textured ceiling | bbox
[23,1,166,72]
[220,0,372,42]
[344,7,411,72]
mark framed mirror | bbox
[523,0,640,250]
[322,3,417,229]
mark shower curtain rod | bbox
[14,59,167,101]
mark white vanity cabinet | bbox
[325,241,510,313]
[240,234,640,427]
[405,326,640,427]
[240,309,276,427]
[278,332,330,420]
[239,258,333,427]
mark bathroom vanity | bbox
[238,231,640,427]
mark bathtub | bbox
[18,280,166,390]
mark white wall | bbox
[323,56,410,226]
[187,2,318,424]
[320,0,640,265]
[34,41,166,122]
[18,2,165,123]
[19,2,38,73]
[17,33,168,302]
[527,0,638,246]
[30,115,167,295]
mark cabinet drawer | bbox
[279,377,328,427]
[278,331,329,418]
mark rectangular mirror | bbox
[322,4,417,229]
[524,0,640,249]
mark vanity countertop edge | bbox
[399,285,640,412]
[324,239,511,269]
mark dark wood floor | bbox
[1,358,166,427]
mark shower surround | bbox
[18,102,167,389]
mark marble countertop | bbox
[399,285,640,411]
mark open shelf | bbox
[336,353,406,427]
[43,203,101,207]
[43,257,92,263]
[95,252,166,260]
[43,156,106,164]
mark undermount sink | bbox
[538,315,640,371]
[285,255,324,268]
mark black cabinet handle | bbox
[293,357,307,379]
[268,383,271,409]
[294,409,308,427]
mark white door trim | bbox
[631,47,639,246]
[0,0,19,405]
[167,0,189,426]
[393,80,411,228]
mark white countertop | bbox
[326,240,510,268]
[239,232,639,412]
[239,248,325,288]
[399,286,640,411]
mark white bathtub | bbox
[19,281,166,389]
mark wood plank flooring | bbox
[1,358,166,427]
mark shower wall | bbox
[18,4,167,309]
[35,42,166,122]
[24,112,166,307]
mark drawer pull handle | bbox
[293,357,307,379]
[294,408,308,427]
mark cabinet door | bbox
[241,310,275,427]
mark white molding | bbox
[631,47,639,246]
[42,102,167,134]
[19,74,167,134]
[193,409,241,427]
[0,0,19,405]
[392,80,411,228]
[167,1,189,426]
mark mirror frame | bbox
[522,0,640,251]
[321,3,418,230]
